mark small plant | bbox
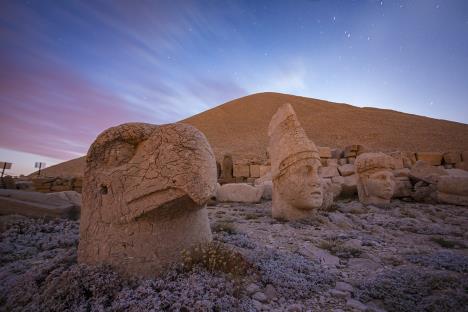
[430,236,466,249]
[211,221,237,234]
[180,242,252,277]
[244,213,258,220]
[318,236,362,258]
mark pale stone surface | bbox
[455,161,468,171]
[326,158,338,167]
[259,165,271,177]
[318,147,332,158]
[342,174,358,197]
[216,183,263,203]
[319,166,340,178]
[355,153,396,205]
[0,189,80,219]
[78,122,216,278]
[250,164,261,178]
[443,152,461,164]
[416,152,443,166]
[446,169,468,177]
[437,176,468,206]
[268,103,324,220]
[410,160,448,184]
[338,164,355,177]
[233,163,250,178]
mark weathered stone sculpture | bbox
[78,122,217,277]
[268,103,324,220]
[355,152,396,205]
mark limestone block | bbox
[416,152,443,166]
[0,189,80,219]
[318,146,332,158]
[446,169,468,177]
[338,164,355,177]
[437,176,468,206]
[319,166,340,178]
[332,175,345,184]
[331,148,344,159]
[344,145,368,157]
[233,164,250,178]
[443,152,461,164]
[342,174,358,197]
[402,152,417,168]
[338,158,347,166]
[326,159,338,167]
[388,151,404,169]
[259,165,271,177]
[249,164,261,178]
[410,160,448,184]
[268,103,325,220]
[216,183,263,203]
[78,122,216,278]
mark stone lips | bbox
[78,122,217,277]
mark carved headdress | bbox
[355,152,395,175]
[268,103,320,179]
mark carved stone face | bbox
[276,158,323,210]
[365,170,395,200]
[78,123,216,277]
[358,169,395,205]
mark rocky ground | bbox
[1,199,467,312]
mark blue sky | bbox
[1,0,468,175]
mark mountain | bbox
[31,92,468,177]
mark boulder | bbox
[437,176,468,206]
[0,189,80,219]
[443,152,461,164]
[338,164,355,177]
[416,152,443,166]
[78,122,216,278]
[410,160,448,184]
[217,183,263,203]
[320,166,340,178]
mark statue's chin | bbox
[295,198,323,210]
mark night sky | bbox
[1,0,468,175]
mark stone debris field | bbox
[1,198,467,312]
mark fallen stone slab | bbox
[0,189,80,220]
[217,183,263,203]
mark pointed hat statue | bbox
[268,103,324,220]
[268,103,320,180]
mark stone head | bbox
[78,122,216,277]
[356,152,396,205]
[268,103,324,220]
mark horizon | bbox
[1,0,468,175]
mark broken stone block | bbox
[437,176,468,206]
[233,163,250,178]
[446,169,468,177]
[338,158,347,166]
[318,146,332,158]
[320,166,340,178]
[393,177,412,198]
[326,158,338,167]
[416,152,443,166]
[216,183,263,203]
[443,152,461,164]
[338,164,355,177]
[342,174,358,197]
[0,189,80,219]
[393,168,410,178]
[410,160,448,184]
[250,164,261,178]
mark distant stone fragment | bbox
[355,152,396,205]
[268,103,325,220]
[410,160,447,184]
[216,183,263,203]
[338,164,356,177]
[0,189,80,219]
[78,122,217,277]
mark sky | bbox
[1,0,468,176]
